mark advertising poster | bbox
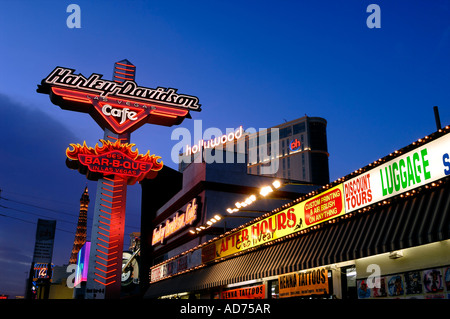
[358,267,450,299]
[357,280,371,299]
[387,275,404,297]
[404,271,423,295]
[423,268,444,293]
[278,268,328,298]
[357,277,390,298]
[343,172,374,213]
[372,276,387,298]
[444,267,450,291]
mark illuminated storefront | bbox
[140,148,320,294]
[246,116,329,185]
[143,126,450,299]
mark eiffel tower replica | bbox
[69,186,90,264]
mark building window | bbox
[293,122,305,134]
[309,122,328,152]
[279,126,292,139]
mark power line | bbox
[0,198,140,229]
[0,211,74,234]
[0,188,141,233]
[1,189,76,208]
[0,196,140,230]
[0,211,134,255]
[0,204,79,226]
[0,196,84,219]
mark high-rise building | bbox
[247,116,329,185]
[69,186,90,264]
[179,116,330,186]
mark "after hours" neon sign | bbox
[37,66,201,134]
[66,139,163,184]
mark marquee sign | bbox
[37,66,201,133]
[201,131,450,264]
[343,131,450,213]
[201,184,345,263]
[66,139,163,184]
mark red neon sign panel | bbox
[78,151,154,177]
[37,66,200,133]
[66,139,163,183]
[95,101,149,134]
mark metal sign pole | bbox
[85,60,135,299]
[85,129,130,299]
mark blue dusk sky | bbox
[0,1,449,297]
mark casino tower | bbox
[69,186,90,264]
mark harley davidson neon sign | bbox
[66,139,163,183]
[41,67,201,109]
[37,67,201,133]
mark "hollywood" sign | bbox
[185,126,244,156]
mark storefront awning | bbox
[144,179,450,298]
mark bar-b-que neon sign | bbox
[66,139,163,184]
